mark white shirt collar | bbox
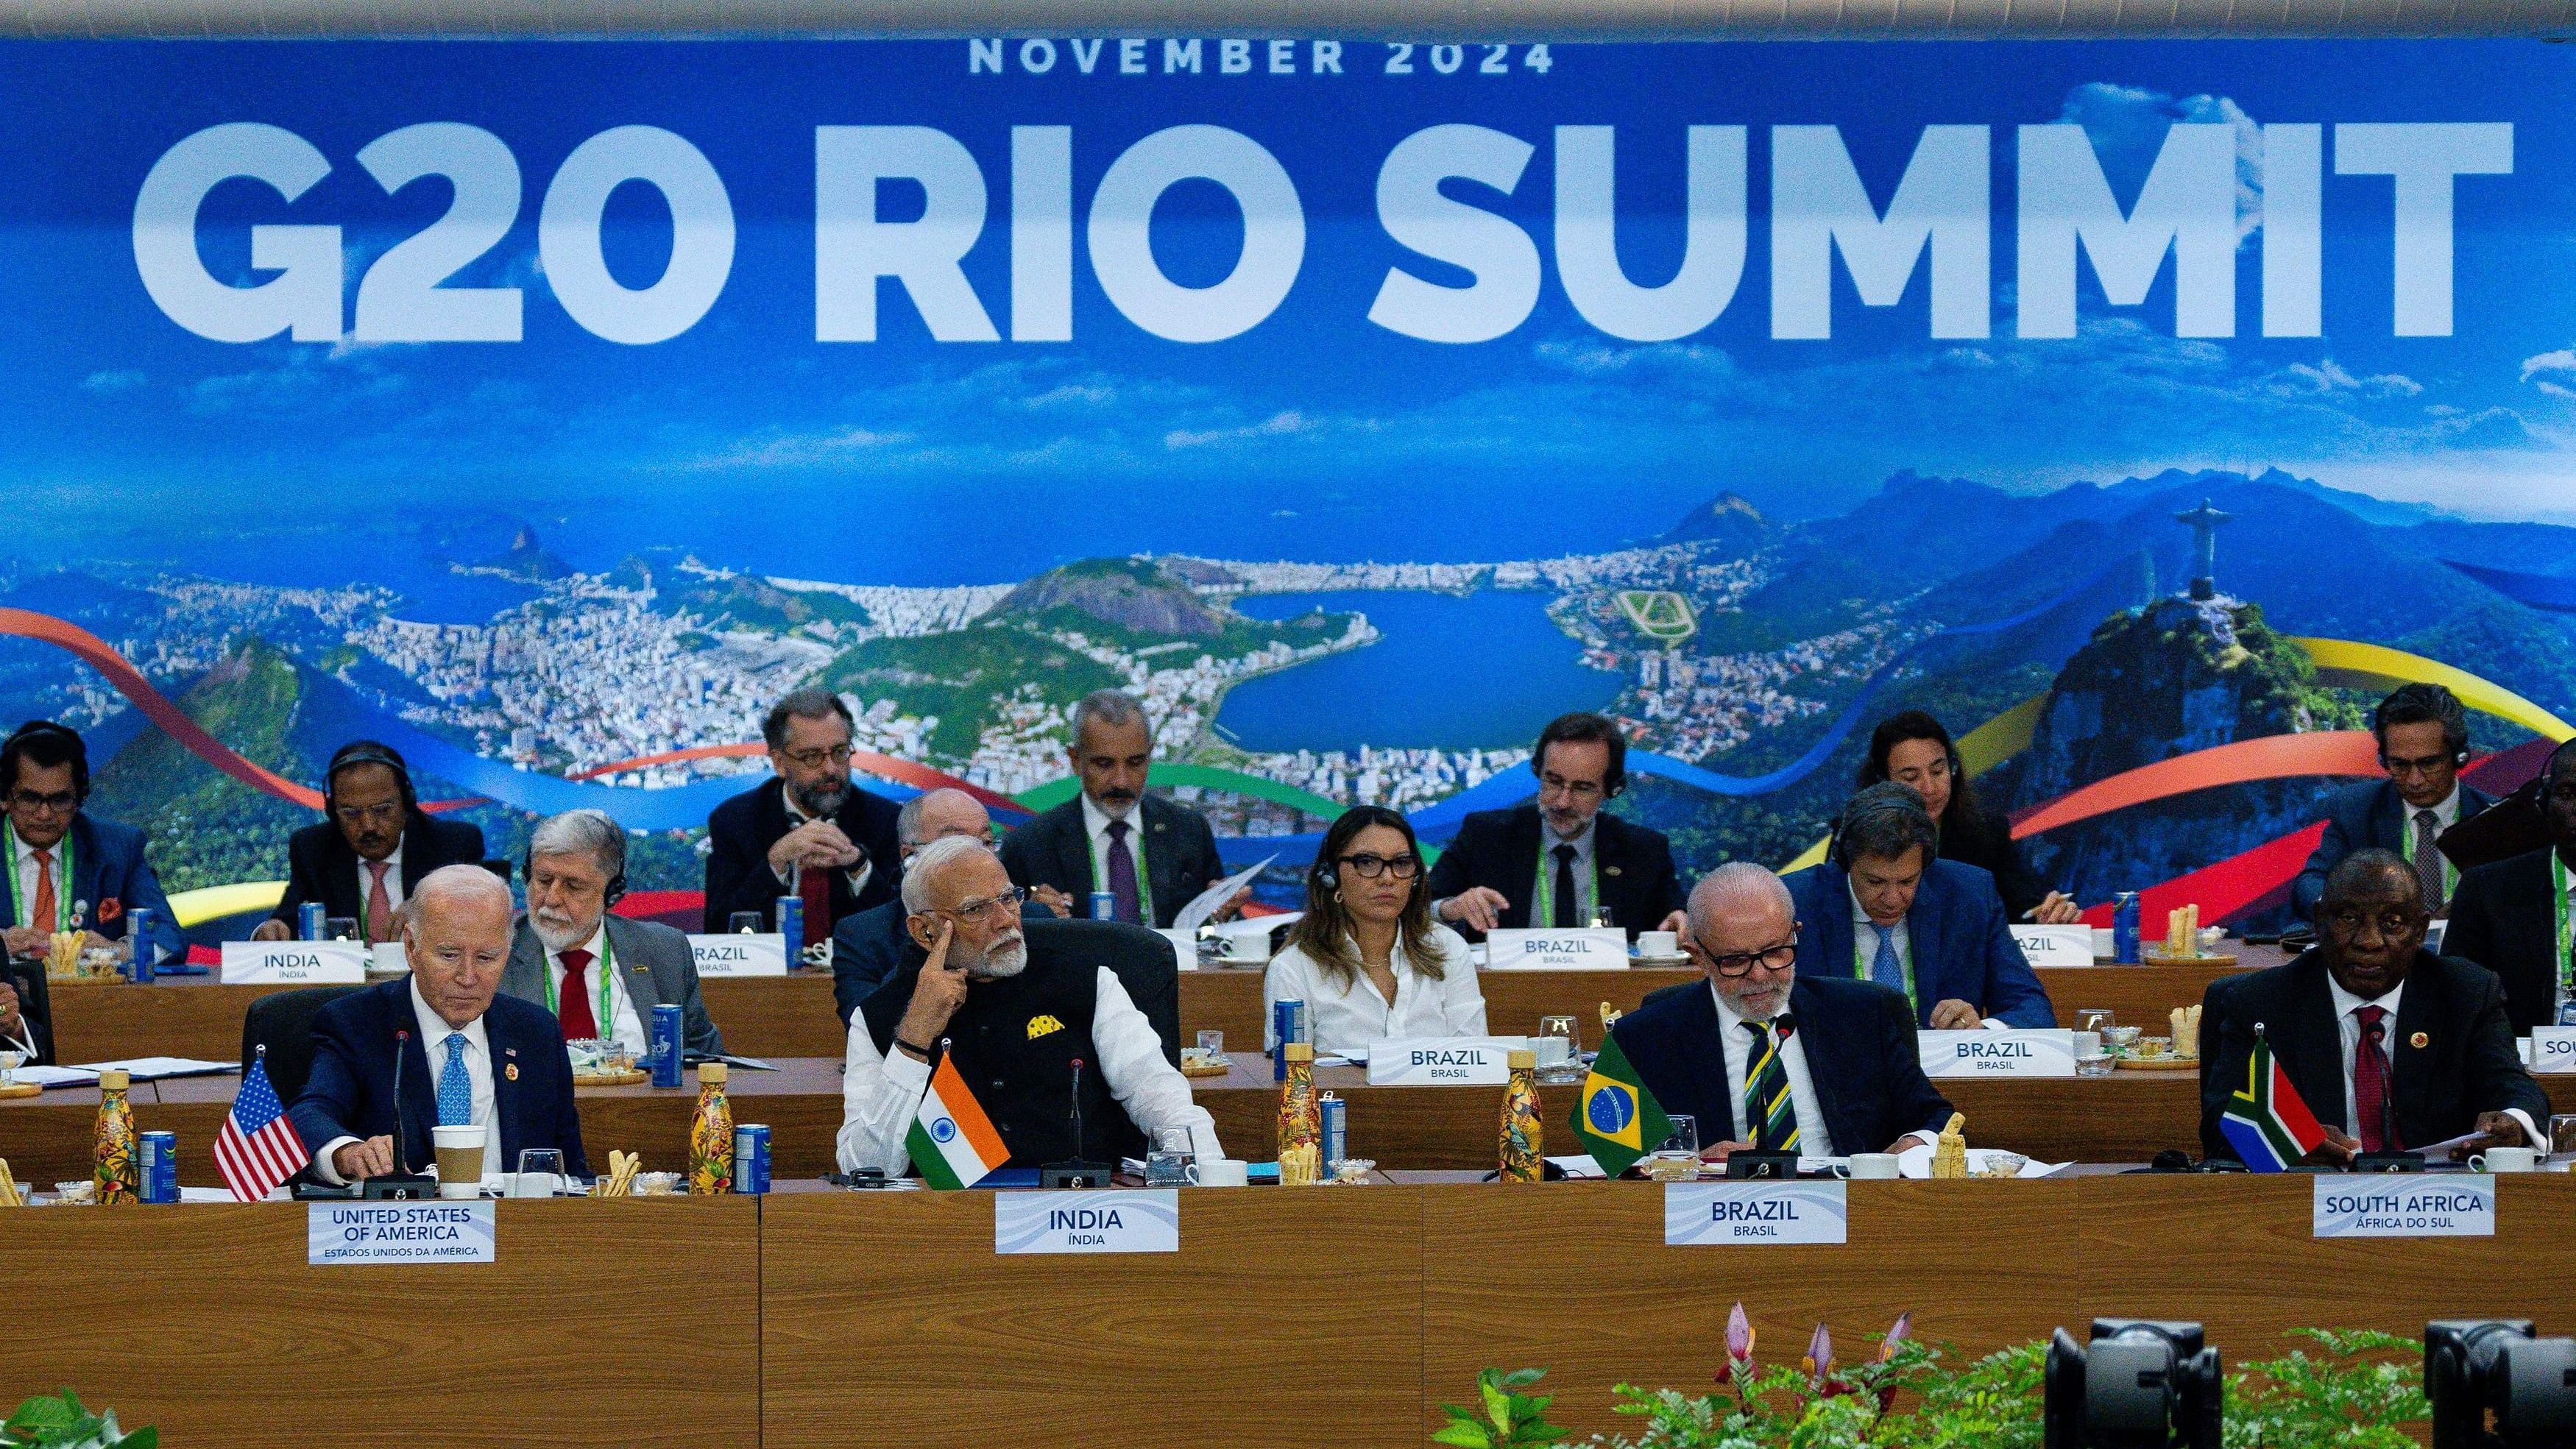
[781,779,813,825]
[2326,971,2405,1023]
[551,921,606,964]
[11,830,55,867]
[1545,815,1597,858]
[1848,879,1905,933]
[2403,784,2460,830]
[408,975,489,1055]
[1081,791,1139,844]
[362,840,404,871]
[1708,980,1788,1035]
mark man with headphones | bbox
[499,809,725,1058]
[2443,739,2576,1034]
[1,720,181,1060]
[1781,782,2055,1030]
[252,740,487,943]
[1424,712,1688,941]
[2293,684,2494,922]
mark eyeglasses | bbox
[779,743,854,769]
[5,789,77,816]
[929,885,1028,927]
[1699,937,1799,978]
[1337,852,1420,880]
[2380,751,2452,777]
[333,801,403,826]
[1537,772,1604,800]
[2321,907,2425,940]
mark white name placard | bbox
[223,940,367,985]
[1485,928,1630,971]
[1366,1037,1517,1086]
[1665,1180,1848,1246]
[994,1189,1179,1255]
[308,1201,496,1265]
[2529,1027,2576,1074]
[1918,1030,2078,1078]
[687,933,788,978]
[2009,925,2094,967]
[2313,1177,2495,1239]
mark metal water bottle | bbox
[93,1069,139,1205]
[687,1063,734,1195]
[1498,1050,1543,1183]
[1276,1043,1321,1186]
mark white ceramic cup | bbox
[432,1124,486,1199]
[2471,1146,2539,1173]
[1636,931,1680,958]
[1196,1158,1250,1188]
[1841,1152,1902,1180]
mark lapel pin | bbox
[2409,1031,2430,1049]
[506,1063,520,1081]
[1604,865,1623,876]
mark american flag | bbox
[215,1049,310,1202]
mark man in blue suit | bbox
[2294,684,2494,921]
[1783,782,2054,1030]
[291,865,587,1186]
[1613,864,1953,1161]
[0,721,182,970]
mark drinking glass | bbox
[1588,906,1617,930]
[513,1148,565,1197]
[1144,1127,1197,1187]
[2550,1115,2576,1161]
[0,1049,21,1089]
[1533,1016,1582,1083]
[2073,1032,2114,1077]
[1641,1114,1700,1181]
[1197,1030,1225,1057]
[325,916,360,943]
[728,912,765,935]
[2074,1007,2116,1038]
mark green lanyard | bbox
[542,930,618,1034]
[1530,844,1600,927]
[2399,809,2458,902]
[1,819,73,932]
[1086,819,1154,923]
[2553,854,2572,996]
[1857,921,1919,1013]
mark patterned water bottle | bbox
[1498,1049,1543,1183]
[93,1069,140,1205]
[687,1063,735,1195]
[1276,1042,1321,1186]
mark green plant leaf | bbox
[1432,1422,1496,1449]
[5,1395,78,1436]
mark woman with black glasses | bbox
[1264,806,1487,1055]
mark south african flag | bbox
[1569,1032,1673,1178]
[2218,1026,2326,1172]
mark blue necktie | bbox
[437,1032,472,1128]
[1870,924,1904,991]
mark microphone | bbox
[360,1024,442,1199]
[1040,1054,1113,1188]
[1068,1057,1086,1152]
[392,1029,409,1175]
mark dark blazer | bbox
[702,780,900,935]
[1940,807,2052,924]
[269,812,487,931]
[997,793,1225,930]
[2441,846,2563,1034]
[288,978,587,1179]
[2196,947,2546,1161]
[4,961,52,1066]
[1783,859,2055,1029]
[1423,805,1684,940]
[1610,974,1953,1156]
[500,913,724,1057]
[832,894,1051,1024]
[2295,779,2494,920]
[2,813,183,962]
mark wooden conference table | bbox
[41,951,2273,1065]
[2,1175,2571,1446]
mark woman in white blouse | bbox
[1264,806,1486,1055]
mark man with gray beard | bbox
[837,835,1219,1177]
[503,809,726,1058]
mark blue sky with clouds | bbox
[2,38,2572,584]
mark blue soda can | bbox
[2112,891,2142,964]
[1319,1094,1345,1167]
[1273,998,1306,1081]
[776,895,804,963]
[298,902,326,941]
[732,1124,771,1194]
[126,907,156,983]
[140,1131,177,1203]
[650,1003,684,1088]
[1089,890,1116,921]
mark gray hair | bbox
[1837,782,1937,868]
[901,835,994,914]
[1069,690,1147,745]
[401,862,513,928]
[895,787,986,848]
[1688,862,1794,935]
[528,808,626,881]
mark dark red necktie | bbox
[2352,1005,2393,1152]
[557,949,599,1041]
[799,857,834,938]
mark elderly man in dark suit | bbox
[2294,684,2494,921]
[2201,849,2544,1166]
[703,689,902,950]
[1613,863,1953,1163]
[503,809,723,1057]
[255,740,486,943]
[997,690,1237,929]
[2443,737,2576,1033]
[1426,711,1686,941]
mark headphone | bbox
[523,846,628,909]
[322,741,418,816]
[2374,685,2472,769]
[0,720,90,804]
[1829,787,1936,870]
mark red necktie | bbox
[364,861,397,945]
[799,858,834,938]
[28,849,52,931]
[2353,1005,2393,1153]
[557,948,600,1040]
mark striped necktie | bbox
[1741,1017,1798,1152]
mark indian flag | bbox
[2218,1025,2326,1172]
[907,1054,1010,1189]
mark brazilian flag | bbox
[1569,1032,1672,1178]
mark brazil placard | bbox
[1917,1030,2078,1078]
[1665,1181,1848,1247]
[687,933,789,978]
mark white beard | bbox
[965,934,1028,979]
[531,910,592,954]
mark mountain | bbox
[656,572,868,634]
[87,637,314,893]
[472,525,573,583]
[994,558,1231,641]
[1660,492,1768,556]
